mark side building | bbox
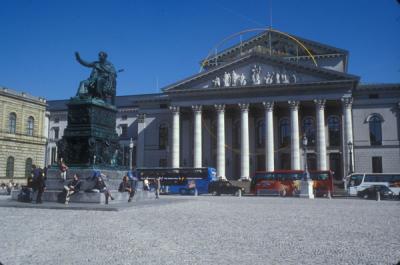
[46,30,400,187]
[0,87,48,184]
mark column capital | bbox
[341,97,353,108]
[192,105,202,112]
[137,113,146,123]
[262,101,274,111]
[169,105,180,113]
[214,104,225,112]
[314,99,326,109]
[238,103,250,111]
[288,100,300,110]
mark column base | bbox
[299,180,314,199]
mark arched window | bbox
[279,118,290,147]
[27,116,34,136]
[368,114,383,146]
[328,116,340,146]
[6,156,14,178]
[158,123,168,150]
[9,113,16,134]
[256,120,265,148]
[25,158,33,178]
[302,117,315,146]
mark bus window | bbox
[350,174,363,186]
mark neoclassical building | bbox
[46,30,400,187]
[0,86,48,184]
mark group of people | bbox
[15,158,158,205]
[59,159,138,205]
[61,172,136,205]
[20,164,48,203]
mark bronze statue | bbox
[75,51,117,105]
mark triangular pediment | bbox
[164,52,358,92]
[201,29,348,71]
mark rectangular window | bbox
[51,147,57,164]
[372,157,382,173]
[121,115,128,121]
[120,124,128,137]
[123,145,130,166]
[159,159,167,167]
[54,127,59,140]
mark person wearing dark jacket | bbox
[119,176,134,202]
[35,168,46,204]
[93,176,114,204]
[64,174,82,205]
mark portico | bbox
[166,94,353,181]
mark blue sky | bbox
[0,0,399,100]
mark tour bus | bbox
[346,173,400,197]
[136,167,217,195]
[250,170,334,197]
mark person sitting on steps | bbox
[118,176,134,202]
[64,174,82,205]
[92,175,114,204]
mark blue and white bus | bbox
[136,167,217,195]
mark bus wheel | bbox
[363,194,368,199]
[212,191,219,196]
[179,189,187,195]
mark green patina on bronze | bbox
[57,52,123,168]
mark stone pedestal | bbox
[12,168,155,204]
[58,97,119,167]
[299,180,315,199]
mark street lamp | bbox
[302,135,309,180]
[300,135,314,199]
[348,141,353,174]
[129,138,134,171]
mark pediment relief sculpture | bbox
[211,64,298,88]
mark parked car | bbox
[357,185,394,200]
[208,180,244,196]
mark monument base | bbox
[11,167,155,204]
[299,180,315,199]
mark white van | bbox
[346,173,400,196]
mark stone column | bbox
[215,104,226,179]
[192,105,202,168]
[44,111,50,166]
[263,102,274,171]
[289,100,301,170]
[239,103,250,180]
[342,97,354,174]
[314,99,327,170]
[170,106,180,168]
[136,113,146,167]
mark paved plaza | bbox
[0,196,399,265]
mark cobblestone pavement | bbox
[0,196,399,265]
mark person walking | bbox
[59,158,68,182]
[35,167,46,204]
[155,177,161,199]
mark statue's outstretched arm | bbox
[75,52,94,68]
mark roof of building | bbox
[0,86,46,104]
[47,93,167,111]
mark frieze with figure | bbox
[211,64,299,88]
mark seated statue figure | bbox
[75,51,117,105]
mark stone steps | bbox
[11,189,155,204]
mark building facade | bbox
[0,87,48,184]
[46,30,400,186]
